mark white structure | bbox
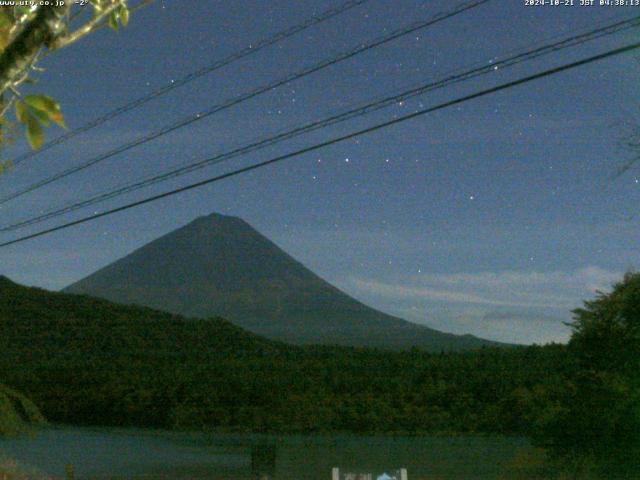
[331,468,407,480]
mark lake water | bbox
[0,427,533,479]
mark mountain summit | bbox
[64,213,498,350]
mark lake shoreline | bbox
[0,426,535,480]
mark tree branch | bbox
[50,1,123,50]
[0,5,68,97]
[8,6,39,44]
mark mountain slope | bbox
[64,213,499,351]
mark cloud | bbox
[351,277,569,309]
[348,266,621,311]
[342,267,622,344]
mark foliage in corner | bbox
[15,94,65,150]
[541,272,640,478]
[0,0,136,170]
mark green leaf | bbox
[29,107,50,127]
[24,94,58,114]
[15,100,28,124]
[0,11,11,29]
[23,95,65,128]
[0,12,11,50]
[107,11,119,31]
[119,5,129,27]
[25,114,43,150]
[90,0,103,14]
[49,110,66,129]
[14,6,33,20]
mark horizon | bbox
[8,209,622,347]
[0,0,638,345]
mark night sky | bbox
[1,0,639,344]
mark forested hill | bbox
[1,273,637,478]
[0,275,568,434]
[64,212,502,351]
[0,275,280,357]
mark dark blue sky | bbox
[1,0,639,343]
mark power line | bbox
[1,40,637,249]
[0,0,491,205]
[9,0,371,167]
[2,14,638,233]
